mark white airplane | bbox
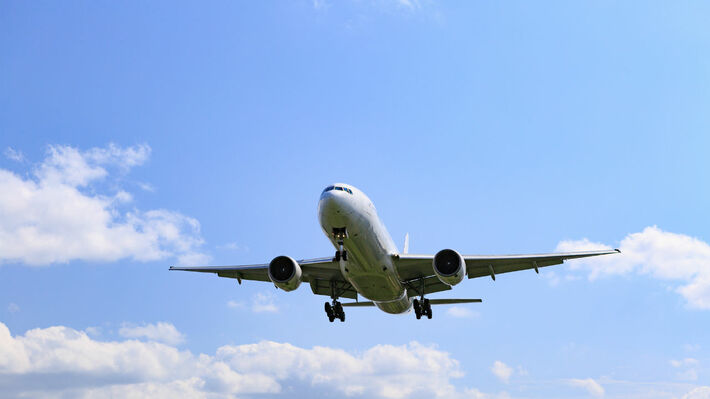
[171,183,619,322]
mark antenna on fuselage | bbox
[403,233,409,254]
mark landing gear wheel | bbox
[334,301,345,322]
[342,251,347,261]
[413,299,422,319]
[334,251,341,262]
[324,302,335,322]
[423,298,432,319]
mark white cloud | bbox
[0,321,470,399]
[4,147,25,162]
[0,144,208,266]
[252,291,279,313]
[118,322,186,346]
[7,303,19,313]
[671,358,699,368]
[671,358,699,381]
[226,300,244,309]
[683,387,710,399]
[567,378,604,397]
[556,226,710,309]
[217,241,248,251]
[446,306,479,319]
[491,361,513,384]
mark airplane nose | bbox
[319,190,353,219]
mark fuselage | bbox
[318,183,412,314]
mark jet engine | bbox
[268,256,302,291]
[433,249,465,286]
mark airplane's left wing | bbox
[394,249,619,283]
[170,256,358,298]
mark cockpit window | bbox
[322,185,353,195]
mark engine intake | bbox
[268,256,302,291]
[433,249,465,286]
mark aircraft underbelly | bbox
[319,194,409,313]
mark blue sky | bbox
[1,1,709,398]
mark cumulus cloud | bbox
[491,361,513,384]
[118,322,186,346]
[567,378,604,397]
[0,321,468,399]
[556,226,710,309]
[0,144,208,266]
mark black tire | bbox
[335,251,341,262]
[339,313,345,322]
[342,251,348,261]
[325,302,333,314]
[413,299,422,319]
[329,315,335,322]
[426,308,432,319]
[334,302,343,316]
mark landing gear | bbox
[332,228,348,262]
[325,300,345,322]
[334,250,348,262]
[413,298,432,320]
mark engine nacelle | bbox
[268,256,302,291]
[433,249,465,286]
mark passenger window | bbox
[335,187,343,191]
[323,186,334,193]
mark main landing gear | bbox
[324,278,347,323]
[412,298,432,320]
[325,300,345,322]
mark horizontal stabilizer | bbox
[428,298,482,305]
[341,298,482,307]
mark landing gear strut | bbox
[334,249,347,262]
[325,300,345,322]
[412,298,432,320]
[324,278,346,322]
[332,228,348,262]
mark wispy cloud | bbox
[4,147,24,162]
[251,292,279,313]
[446,306,479,319]
[567,378,605,397]
[671,358,700,381]
[7,303,19,314]
[0,144,208,266]
[491,360,513,384]
[118,322,186,345]
[557,226,710,309]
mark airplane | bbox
[170,183,619,322]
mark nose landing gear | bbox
[332,227,348,262]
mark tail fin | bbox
[403,233,409,254]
